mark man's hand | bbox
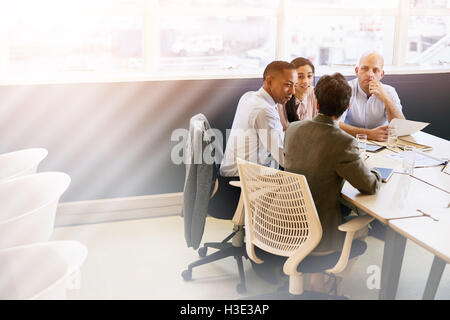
[369,80,389,102]
[369,80,405,122]
[368,125,389,141]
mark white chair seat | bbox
[0,148,48,182]
[0,172,71,250]
[0,241,87,299]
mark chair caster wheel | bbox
[236,283,246,294]
[182,269,192,281]
[198,247,207,257]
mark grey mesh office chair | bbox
[181,113,248,293]
[237,158,373,299]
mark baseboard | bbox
[55,192,183,227]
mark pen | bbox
[385,146,399,153]
[416,209,439,222]
[442,161,448,172]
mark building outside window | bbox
[0,0,448,84]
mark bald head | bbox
[355,51,385,96]
[357,51,384,69]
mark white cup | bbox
[402,145,416,175]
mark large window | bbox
[285,16,396,66]
[0,0,449,83]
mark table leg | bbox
[379,227,407,300]
[422,256,446,300]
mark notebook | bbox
[373,167,394,182]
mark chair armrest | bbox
[283,236,322,277]
[210,179,219,199]
[327,215,374,274]
[229,180,241,188]
[338,215,374,232]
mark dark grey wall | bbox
[382,73,450,140]
[0,73,448,201]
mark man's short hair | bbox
[314,73,351,118]
[263,61,296,81]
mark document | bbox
[398,134,433,151]
[387,151,445,168]
[390,119,429,137]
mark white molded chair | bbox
[0,241,87,299]
[0,172,71,250]
[237,159,373,298]
[0,148,48,183]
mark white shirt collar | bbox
[356,81,368,99]
[258,87,277,108]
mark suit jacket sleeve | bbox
[335,138,381,195]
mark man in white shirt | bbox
[220,61,297,177]
[208,61,297,220]
[339,51,405,141]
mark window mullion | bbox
[276,0,286,60]
[393,0,410,66]
[144,0,159,74]
[0,9,9,77]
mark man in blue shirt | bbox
[339,51,405,141]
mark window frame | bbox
[0,0,449,85]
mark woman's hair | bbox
[291,57,315,73]
[285,57,315,122]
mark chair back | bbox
[184,114,222,172]
[0,172,71,250]
[182,113,220,248]
[237,159,322,260]
[0,240,87,299]
[0,148,48,183]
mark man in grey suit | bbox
[284,73,382,293]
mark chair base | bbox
[182,231,248,294]
[241,289,349,300]
[242,278,349,300]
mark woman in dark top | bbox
[278,57,318,130]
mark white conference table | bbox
[340,131,450,300]
[389,210,450,299]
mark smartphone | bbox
[366,144,385,153]
[373,167,394,182]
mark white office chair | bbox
[0,148,48,183]
[0,241,87,299]
[237,159,373,299]
[0,172,71,250]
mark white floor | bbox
[50,215,450,300]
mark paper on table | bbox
[389,119,429,137]
[387,151,444,168]
[398,134,433,151]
